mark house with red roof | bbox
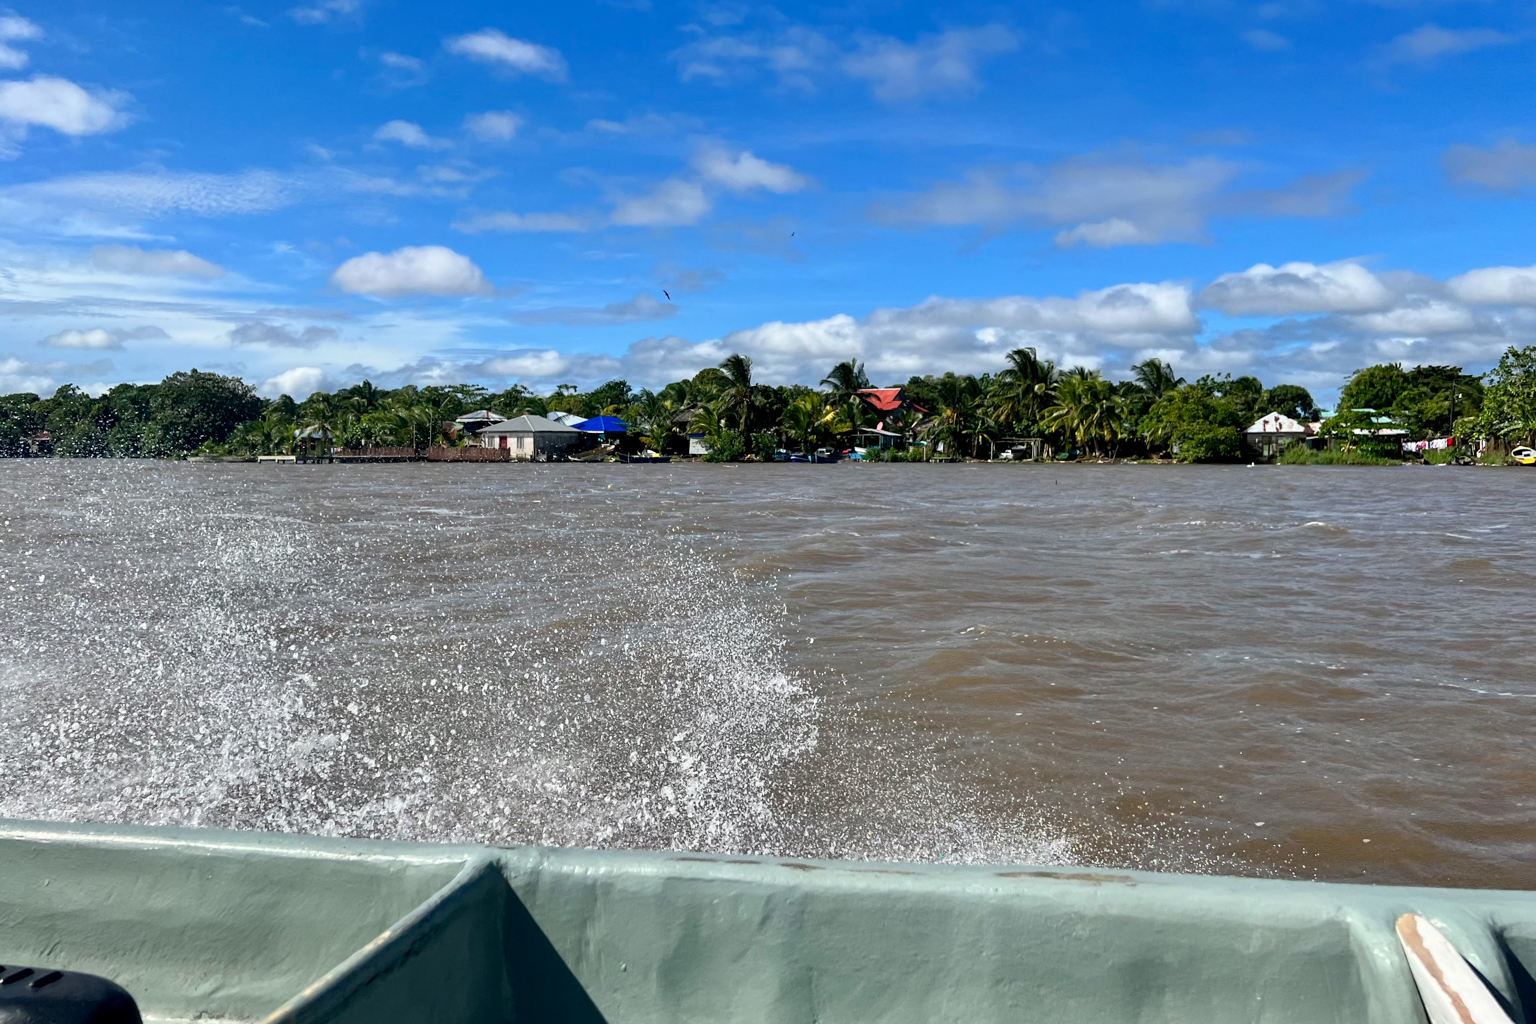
[855,388,926,433]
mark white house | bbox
[1243,412,1311,458]
[475,415,581,460]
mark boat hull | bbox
[0,819,1532,1024]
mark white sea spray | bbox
[0,462,1072,865]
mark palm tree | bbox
[339,379,385,414]
[782,393,837,453]
[629,389,678,453]
[1044,373,1126,456]
[715,353,759,433]
[989,347,1058,435]
[1131,359,1183,400]
[491,384,547,418]
[820,359,871,404]
[927,373,983,457]
[837,396,873,436]
[966,412,1000,459]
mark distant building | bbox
[293,425,333,463]
[573,415,628,438]
[855,426,901,450]
[454,410,505,440]
[475,414,581,460]
[546,411,586,427]
[856,387,926,434]
[1243,412,1310,458]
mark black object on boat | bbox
[0,965,141,1024]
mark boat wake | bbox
[0,465,1072,865]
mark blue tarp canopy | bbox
[573,415,628,433]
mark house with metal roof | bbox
[856,388,926,434]
[453,410,505,440]
[857,388,907,414]
[475,414,581,460]
[1243,412,1312,459]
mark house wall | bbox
[1244,432,1306,458]
[534,433,577,458]
[476,432,578,459]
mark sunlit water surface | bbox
[2,461,1533,886]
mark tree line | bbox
[2,345,1533,461]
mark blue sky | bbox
[3,0,1536,403]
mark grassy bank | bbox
[1278,447,1400,466]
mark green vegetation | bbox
[1278,447,1399,466]
[1473,345,1536,447]
[0,372,262,458]
[4,345,1534,464]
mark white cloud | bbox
[380,52,422,70]
[1243,29,1290,51]
[1345,300,1477,336]
[1444,139,1536,192]
[509,293,677,326]
[452,210,590,233]
[0,356,114,396]
[39,326,168,350]
[1378,24,1515,66]
[378,51,427,87]
[610,178,711,227]
[0,76,126,148]
[330,245,493,297]
[463,110,522,142]
[693,146,810,193]
[229,323,341,348]
[1230,170,1365,218]
[842,25,1018,101]
[373,119,450,150]
[672,23,1015,100]
[153,258,1536,404]
[882,283,1200,334]
[1054,218,1159,248]
[879,156,1236,247]
[630,282,1201,383]
[340,164,491,201]
[91,245,224,277]
[1197,260,1396,315]
[598,145,809,229]
[445,29,567,81]
[0,15,42,71]
[288,0,359,25]
[585,112,694,136]
[2,169,294,223]
[672,26,835,93]
[877,155,1363,247]
[260,366,327,399]
[477,350,573,378]
[1447,264,1536,305]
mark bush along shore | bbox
[2,346,1534,463]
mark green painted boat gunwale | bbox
[1,818,1533,1024]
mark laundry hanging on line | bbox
[1401,437,1455,453]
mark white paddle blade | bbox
[1396,913,1515,1024]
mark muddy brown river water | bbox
[1,460,1532,888]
